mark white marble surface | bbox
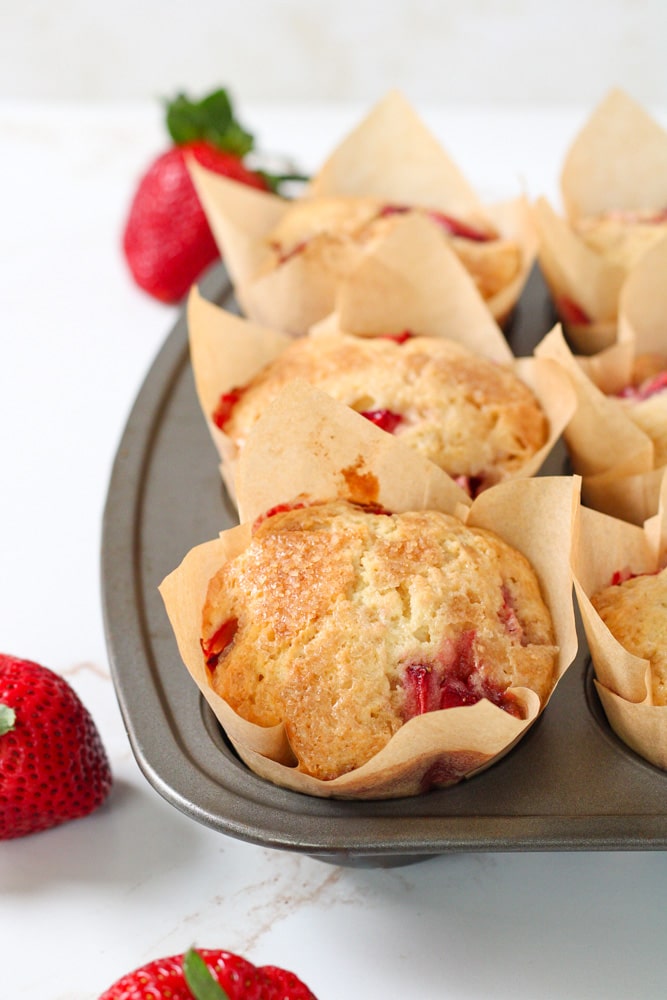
[1,98,666,1000]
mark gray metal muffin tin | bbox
[101,263,667,866]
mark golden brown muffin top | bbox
[201,499,558,779]
[215,332,548,497]
[574,209,667,270]
[263,195,520,301]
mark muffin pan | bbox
[101,263,667,866]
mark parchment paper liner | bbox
[617,233,667,349]
[189,90,537,335]
[188,214,576,506]
[572,476,667,770]
[561,89,667,221]
[535,237,667,524]
[533,89,667,354]
[532,195,623,354]
[160,381,580,799]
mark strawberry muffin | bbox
[200,498,558,781]
[213,330,548,497]
[591,566,667,706]
[573,208,667,272]
[261,195,522,304]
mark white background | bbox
[2,0,666,107]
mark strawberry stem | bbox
[257,169,310,194]
[164,87,311,195]
[0,703,16,736]
[183,949,230,1000]
[165,89,255,157]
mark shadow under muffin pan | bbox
[102,263,667,867]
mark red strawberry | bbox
[98,947,318,1000]
[0,653,112,839]
[123,88,301,304]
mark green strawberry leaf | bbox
[183,949,230,1000]
[166,89,255,157]
[0,703,16,736]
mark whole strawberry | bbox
[0,653,112,839]
[123,88,274,303]
[98,947,318,1000]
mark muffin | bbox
[161,380,580,798]
[535,321,666,524]
[572,209,667,272]
[572,498,667,770]
[200,498,558,781]
[261,195,522,305]
[188,90,537,335]
[533,89,667,353]
[212,330,549,497]
[591,566,667,706]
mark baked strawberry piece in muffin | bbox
[201,498,558,781]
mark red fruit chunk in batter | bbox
[212,387,245,430]
[379,203,492,242]
[380,330,413,344]
[360,408,404,433]
[498,584,526,645]
[271,238,309,264]
[201,618,238,668]
[617,370,667,402]
[426,209,493,242]
[557,295,591,326]
[403,629,523,720]
[453,474,487,499]
[253,500,309,531]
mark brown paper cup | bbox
[533,195,624,354]
[309,89,484,214]
[572,488,667,770]
[309,213,514,360]
[188,215,575,504]
[535,241,667,524]
[189,91,537,335]
[533,89,667,353]
[160,381,580,799]
[561,88,667,221]
[618,233,667,349]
